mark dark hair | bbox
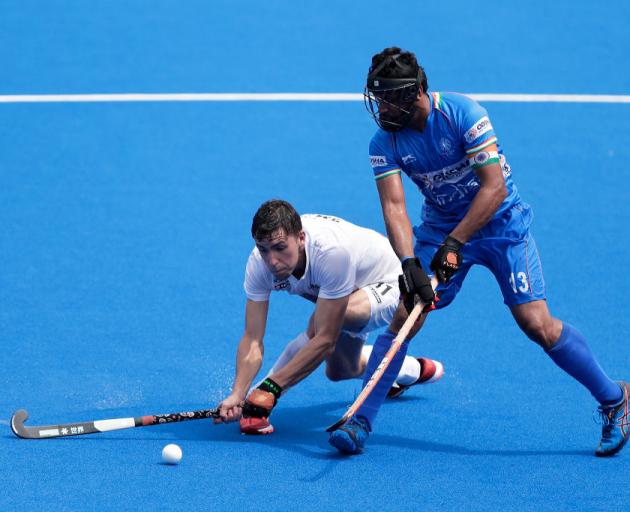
[369,47,428,93]
[251,199,302,241]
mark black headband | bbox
[366,55,421,92]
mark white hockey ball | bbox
[162,443,182,464]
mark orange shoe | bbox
[239,416,274,435]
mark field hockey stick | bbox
[326,276,438,432]
[10,407,220,439]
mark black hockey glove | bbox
[430,236,463,284]
[398,257,435,314]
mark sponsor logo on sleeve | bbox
[370,155,388,168]
[464,116,492,143]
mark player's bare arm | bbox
[238,294,350,434]
[215,299,269,423]
[375,173,415,258]
[449,144,508,243]
[431,145,508,284]
[376,173,435,314]
[269,294,350,389]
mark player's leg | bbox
[262,286,424,384]
[260,295,368,385]
[488,214,623,405]
[329,299,447,454]
[259,291,369,384]
[486,205,627,456]
[510,300,620,398]
[267,332,310,377]
[326,284,440,385]
[336,229,468,443]
[511,298,627,456]
[244,318,366,435]
[325,331,367,381]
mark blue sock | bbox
[546,322,622,405]
[355,330,410,428]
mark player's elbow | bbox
[499,183,508,201]
[484,181,507,209]
[494,181,508,202]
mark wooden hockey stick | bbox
[326,277,437,432]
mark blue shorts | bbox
[414,202,546,308]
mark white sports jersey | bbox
[244,214,401,302]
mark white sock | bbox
[360,344,373,375]
[360,344,420,385]
[396,356,421,385]
[269,331,310,374]
[255,332,311,391]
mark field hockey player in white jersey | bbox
[214,199,443,435]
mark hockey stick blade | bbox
[10,407,220,439]
[326,416,349,433]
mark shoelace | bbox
[592,407,616,442]
[593,406,617,427]
[593,405,617,440]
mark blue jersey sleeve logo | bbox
[370,155,388,168]
[464,116,492,144]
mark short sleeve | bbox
[314,246,355,300]
[243,251,271,302]
[458,99,498,155]
[369,130,402,181]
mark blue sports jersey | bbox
[369,92,521,228]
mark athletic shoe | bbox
[595,381,630,457]
[328,415,371,454]
[387,357,444,398]
[239,416,274,435]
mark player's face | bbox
[377,98,411,127]
[256,229,305,279]
[366,87,422,131]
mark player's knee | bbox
[325,364,359,382]
[519,315,558,349]
[325,349,362,381]
[325,367,345,381]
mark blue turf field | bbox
[2,2,630,511]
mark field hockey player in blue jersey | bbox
[329,47,629,457]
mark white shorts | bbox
[342,280,399,341]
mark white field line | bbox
[0,93,629,103]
